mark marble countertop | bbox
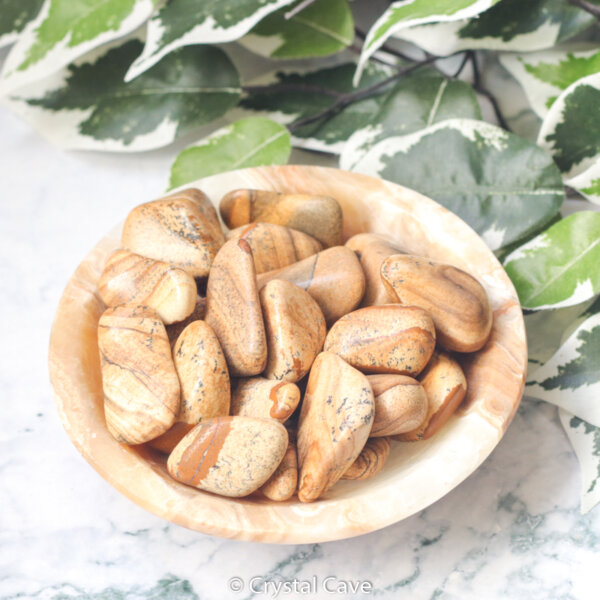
[2,103,599,600]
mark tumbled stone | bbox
[341,437,391,481]
[260,434,298,501]
[324,305,436,375]
[260,279,326,382]
[381,254,492,352]
[230,377,301,423]
[297,352,374,502]
[165,296,206,348]
[257,246,365,325]
[98,305,180,445]
[167,416,288,497]
[122,188,225,278]
[204,238,267,376]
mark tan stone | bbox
[122,188,225,278]
[230,377,301,423]
[204,238,267,376]
[381,254,492,352]
[395,352,467,441]
[260,435,298,501]
[260,279,326,382]
[98,305,180,445]
[167,416,288,497]
[219,189,343,247]
[227,222,322,274]
[297,352,374,502]
[165,296,206,348]
[98,250,197,325]
[324,305,436,375]
[257,246,365,325]
[367,374,428,437]
[341,437,391,481]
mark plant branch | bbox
[284,0,318,19]
[241,83,343,99]
[354,26,419,63]
[568,0,600,19]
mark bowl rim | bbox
[48,164,527,544]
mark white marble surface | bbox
[2,96,600,600]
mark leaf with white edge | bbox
[559,410,600,514]
[504,212,600,310]
[393,0,595,56]
[169,117,291,189]
[0,0,44,48]
[125,0,296,81]
[3,39,241,152]
[566,162,600,205]
[527,306,600,426]
[500,46,600,119]
[239,0,353,59]
[355,0,499,84]
[350,118,564,251]
[238,61,394,154]
[0,0,155,94]
[340,68,481,171]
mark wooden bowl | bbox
[48,165,527,543]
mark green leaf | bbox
[169,117,291,189]
[394,0,595,56]
[240,0,353,59]
[0,0,44,47]
[5,38,241,151]
[356,0,499,83]
[559,411,600,514]
[349,118,564,251]
[238,62,394,154]
[504,212,600,310]
[500,47,600,119]
[125,0,296,81]
[340,69,481,171]
[0,0,155,93]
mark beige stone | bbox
[341,437,391,481]
[260,435,298,501]
[324,305,436,376]
[98,305,180,445]
[122,188,225,278]
[167,416,288,497]
[230,377,300,423]
[297,352,374,502]
[165,296,206,348]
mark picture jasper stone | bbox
[260,279,326,382]
[167,416,288,497]
[345,233,404,307]
[381,254,492,352]
[230,377,301,423]
[367,374,428,437]
[257,246,365,325]
[98,305,180,445]
[297,352,374,502]
[173,320,230,424]
[341,437,391,481]
[219,189,343,247]
[227,222,322,274]
[395,352,467,441]
[98,250,197,325]
[122,188,225,278]
[324,305,436,375]
[260,435,298,501]
[204,238,267,376]
[165,296,206,348]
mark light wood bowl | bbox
[48,165,527,543]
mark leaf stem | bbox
[241,83,343,99]
[284,0,318,19]
[568,0,600,19]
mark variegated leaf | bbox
[0,0,155,94]
[125,0,296,81]
[500,46,600,119]
[3,38,241,151]
[349,118,564,250]
[559,410,600,514]
[0,0,44,48]
[355,0,500,84]
[169,117,291,189]
[239,0,354,59]
[538,72,600,203]
[340,69,481,171]
[238,61,393,154]
[393,0,595,56]
[504,212,600,310]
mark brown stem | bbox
[568,0,600,19]
[241,83,343,99]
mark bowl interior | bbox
[49,165,527,543]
